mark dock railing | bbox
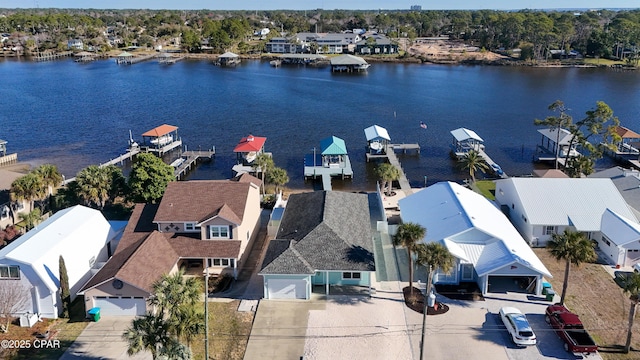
[0,153,18,167]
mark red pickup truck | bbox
[545,305,598,354]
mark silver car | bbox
[499,307,537,346]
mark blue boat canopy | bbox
[320,136,347,155]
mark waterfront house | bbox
[260,191,375,299]
[494,177,638,247]
[364,125,391,155]
[232,134,268,176]
[589,166,640,219]
[330,54,370,72]
[534,127,581,166]
[356,34,398,55]
[266,37,299,53]
[607,126,640,159]
[67,39,83,50]
[594,209,640,267]
[450,127,484,158]
[0,205,125,319]
[79,179,261,315]
[398,182,552,295]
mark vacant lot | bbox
[534,249,640,359]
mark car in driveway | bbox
[500,307,537,346]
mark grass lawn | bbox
[534,249,640,359]
[581,58,627,66]
[474,180,496,200]
[191,300,254,360]
[1,297,89,360]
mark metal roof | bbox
[142,124,178,137]
[320,136,348,155]
[233,134,267,153]
[330,54,368,66]
[450,128,483,142]
[601,209,640,247]
[537,128,574,145]
[218,51,239,58]
[399,182,551,278]
[498,178,637,232]
[364,125,391,142]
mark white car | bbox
[499,307,537,346]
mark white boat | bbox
[151,134,173,146]
[270,60,282,67]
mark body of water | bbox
[1,58,640,190]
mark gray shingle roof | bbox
[260,191,374,274]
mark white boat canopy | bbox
[364,125,391,142]
[450,128,484,143]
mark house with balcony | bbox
[79,178,261,316]
[355,35,398,55]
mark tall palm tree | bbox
[415,242,454,360]
[10,173,43,211]
[150,270,202,319]
[376,163,400,196]
[75,165,110,209]
[123,313,171,360]
[170,305,204,348]
[18,208,41,231]
[458,150,489,184]
[623,271,640,353]
[266,166,289,194]
[393,222,426,296]
[34,164,62,196]
[547,229,596,305]
[252,154,274,195]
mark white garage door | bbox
[267,279,307,299]
[93,296,146,316]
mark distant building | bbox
[356,34,398,55]
[67,39,83,50]
[410,5,422,10]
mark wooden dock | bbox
[33,51,73,61]
[175,149,216,179]
[0,153,18,167]
[117,54,156,65]
[366,143,420,162]
[385,145,412,193]
[158,56,183,65]
[477,148,508,179]
[304,155,353,191]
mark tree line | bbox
[0,8,638,62]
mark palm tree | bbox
[170,305,204,348]
[33,164,62,196]
[458,150,489,184]
[123,313,171,360]
[266,166,289,194]
[623,271,640,353]
[415,242,454,360]
[393,222,426,296]
[547,229,596,305]
[252,154,274,195]
[376,163,400,196]
[75,165,110,209]
[10,173,44,211]
[150,270,202,319]
[18,208,41,231]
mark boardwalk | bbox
[385,145,412,194]
[33,51,73,61]
[477,148,508,179]
[0,153,18,167]
[303,155,353,191]
[175,149,215,179]
[117,54,156,65]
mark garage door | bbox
[267,279,307,299]
[93,296,146,316]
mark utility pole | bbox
[204,266,209,360]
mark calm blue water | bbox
[1,58,640,190]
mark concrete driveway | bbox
[59,316,151,360]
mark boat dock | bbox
[303,154,353,191]
[117,54,156,65]
[158,56,183,65]
[174,149,216,179]
[477,148,508,179]
[33,51,73,61]
[385,145,412,194]
[365,143,420,162]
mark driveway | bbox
[59,316,151,360]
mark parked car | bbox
[633,263,640,273]
[545,304,598,353]
[499,307,537,346]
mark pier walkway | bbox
[385,145,412,194]
[33,51,73,61]
[117,54,156,65]
[304,155,353,191]
[477,148,508,179]
[175,149,216,179]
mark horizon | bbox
[1,0,639,11]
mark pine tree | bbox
[59,255,70,318]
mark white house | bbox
[494,178,637,247]
[0,205,124,319]
[398,182,552,295]
[595,209,640,267]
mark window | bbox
[0,265,20,279]
[210,258,234,267]
[209,226,230,239]
[342,272,361,280]
[184,222,196,231]
[544,226,556,235]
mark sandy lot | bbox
[407,39,507,63]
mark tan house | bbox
[78,178,262,316]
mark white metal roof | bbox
[330,54,368,65]
[450,128,484,142]
[601,209,640,247]
[399,182,551,278]
[364,125,391,142]
[498,178,637,231]
[0,205,117,293]
[537,128,574,145]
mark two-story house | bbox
[79,178,261,316]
